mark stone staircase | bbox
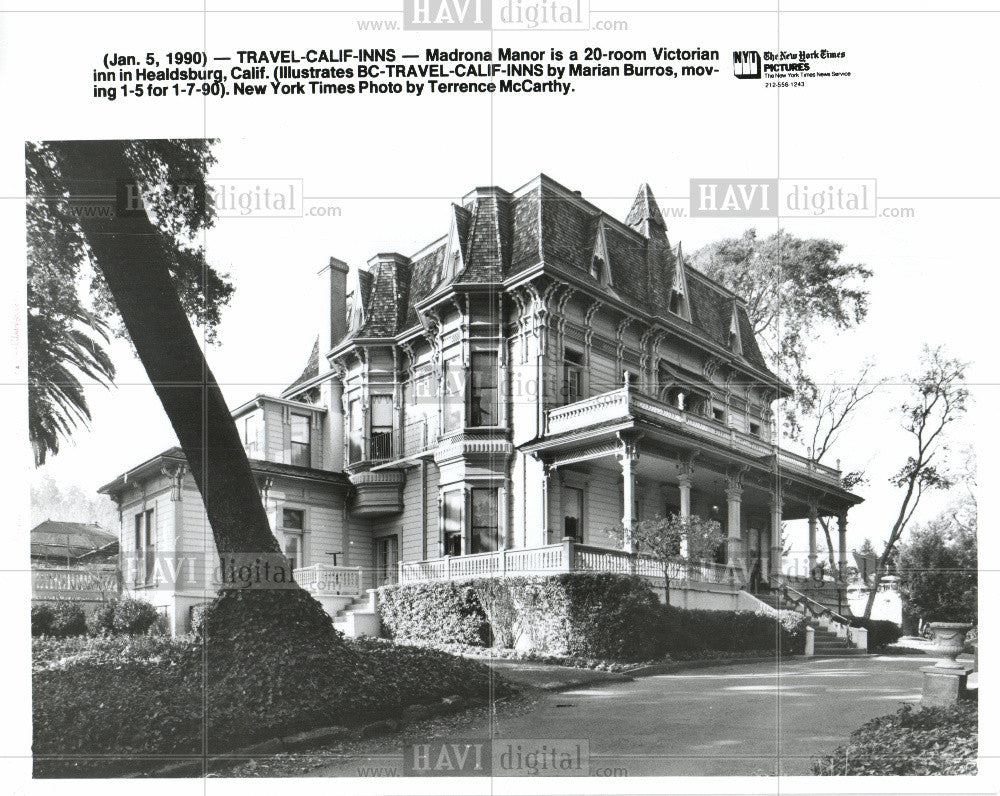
[751,589,866,657]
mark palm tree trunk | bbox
[56,141,284,562]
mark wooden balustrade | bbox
[544,386,842,486]
[295,564,364,596]
[396,541,735,590]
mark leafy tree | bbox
[26,140,331,632]
[690,229,872,438]
[623,514,724,603]
[800,360,885,576]
[30,472,120,529]
[26,140,233,464]
[899,496,977,625]
[861,346,969,620]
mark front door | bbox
[374,536,398,587]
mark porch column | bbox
[677,473,692,520]
[770,493,783,577]
[837,510,849,578]
[677,473,692,558]
[807,499,819,575]
[725,484,743,567]
[540,463,551,544]
[618,436,639,553]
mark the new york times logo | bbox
[733,50,761,79]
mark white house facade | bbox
[99,176,862,635]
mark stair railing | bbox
[776,581,867,651]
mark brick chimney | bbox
[319,256,349,366]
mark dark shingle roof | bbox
[333,176,774,376]
[285,337,319,393]
[31,520,117,561]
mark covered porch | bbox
[520,386,863,598]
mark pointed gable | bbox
[668,243,692,321]
[443,204,472,283]
[728,301,744,355]
[625,182,667,235]
[588,216,613,287]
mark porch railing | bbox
[398,540,736,589]
[31,567,122,600]
[545,386,843,486]
[295,564,364,597]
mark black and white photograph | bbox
[2,2,996,792]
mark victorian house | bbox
[99,175,861,635]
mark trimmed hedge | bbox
[378,573,807,661]
[813,701,977,775]
[376,581,490,646]
[33,589,507,778]
[849,617,902,650]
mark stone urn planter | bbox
[928,622,973,668]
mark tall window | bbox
[348,398,364,463]
[562,487,584,541]
[470,488,500,554]
[243,414,258,457]
[133,508,154,586]
[443,357,464,432]
[290,413,311,467]
[442,491,463,556]
[370,395,394,460]
[281,508,304,572]
[469,351,498,426]
[563,349,584,405]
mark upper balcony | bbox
[544,386,844,487]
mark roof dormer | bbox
[668,243,692,321]
[589,218,613,287]
[728,301,744,356]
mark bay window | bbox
[469,351,498,426]
[370,395,394,460]
[470,488,500,553]
[443,356,464,432]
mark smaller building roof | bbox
[31,520,118,561]
[98,446,352,499]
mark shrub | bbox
[376,581,489,646]
[88,598,160,636]
[849,617,902,650]
[33,589,505,778]
[46,603,87,638]
[659,605,807,656]
[813,701,977,775]
[31,604,55,637]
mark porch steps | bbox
[333,591,381,638]
[752,591,865,657]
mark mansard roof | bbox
[333,174,773,377]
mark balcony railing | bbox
[545,386,843,486]
[295,564,364,597]
[398,540,736,589]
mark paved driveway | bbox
[306,654,928,777]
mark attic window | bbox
[669,291,682,315]
[590,256,606,283]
